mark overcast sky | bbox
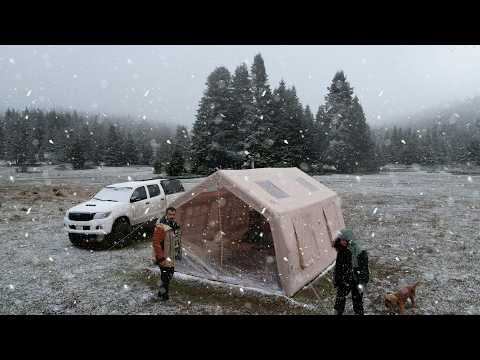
[1,45,480,129]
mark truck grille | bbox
[68,212,95,221]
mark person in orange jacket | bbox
[152,207,178,301]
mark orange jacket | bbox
[152,223,175,268]
[152,224,166,261]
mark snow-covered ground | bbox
[0,164,479,314]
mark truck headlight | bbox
[94,212,111,219]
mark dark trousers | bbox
[334,283,364,315]
[159,266,175,298]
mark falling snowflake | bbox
[26,89,32,97]
[244,176,249,181]
[283,139,289,144]
[395,257,400,262]
[378,90,384,97]
[9,58,15,64]
[261,207,266,214]
[142,115,147,120]
[9,176,14,183]
[467,176,473,183]
[371,232,375,238]
[166,139,172,145]
[283,257,289,262]
[8,284,14,290]
[372,207,378,215]
[49,257,54,262]
[144,208,150,215]
[48,139,54,145]
[239,288,244,294]
[401,139,406,145]
[244,150,250,155]
[261,90,266,97]
[187,301,191,305]
[123,284,129,290]
[127,176,132,181]
[355,176,361,182]
[25,233,29,238]
[144,89,150,97]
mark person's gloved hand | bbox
[357,283,365,294]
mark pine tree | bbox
[166,148,185,176]
[191,66,234,174]
[269,82,305,167]
[350,96,377,171]
[123,133,138,165]
[269,81,289,166]
[4,109,19,164]
[0,115,4,159]
[6,109,36,170]
[249,53,275,167]
[30,109,46,162]
[314,104,330,164]
[230,63,255,168]
[301,105,317,172]
[139,136,153,165]
[322,71,358,173]
[156,137,175,170]
[467,140,480,165]
[67,135,87,169]
[173,125,192,171]
[104,124,124,166]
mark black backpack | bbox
[355,250,370,284]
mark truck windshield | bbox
[93,187,132,202]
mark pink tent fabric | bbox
[170,168,345,296]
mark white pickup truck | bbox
[64,178,185,248]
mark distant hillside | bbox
[372,97,480,166]
[377,96,480,130]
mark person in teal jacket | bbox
[332,228,369,315]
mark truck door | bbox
[161,179,185,204]
[147,183,166,220]
[130,186,149,224]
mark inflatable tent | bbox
[170,168,345,296]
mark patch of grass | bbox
[125,268,319,314]
[293,270,336,304]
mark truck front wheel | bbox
[102,218,131,249]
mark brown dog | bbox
[384,282,420,315]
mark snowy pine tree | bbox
[230,63,256,168]
[249,54,275,168]
[104,124,125,166]
[323,71,359,173]
[123,133,138,166]
[301,105,317,172]
[191,66,234,174]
